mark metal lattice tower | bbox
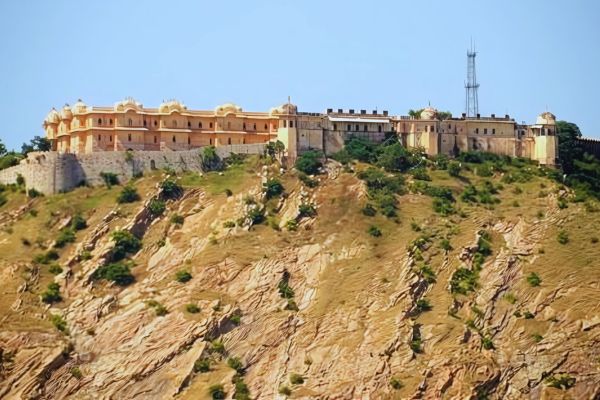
[464,43,479,117]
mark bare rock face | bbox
[1,167,599,400]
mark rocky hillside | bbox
[0,152,599,400]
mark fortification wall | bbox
[0,144,265,194]
[577,138,600,160]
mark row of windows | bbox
[474,128,497,135]
[95,135,245,145]
[332,123,384,133]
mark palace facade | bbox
[43,98,558,165]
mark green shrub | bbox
[557,230,569,244]
[33,250,59,265]
[233,376,251,400]
[532,333,543,343]
[331,148,352,164]
[298,172,318,188]
[117,185,140,203]
[279,386,292,395]
[481,336,494,350]
[148,198,166,216]
[175,270,192,283]
[224,188,233,197]
[411,168,431,181]
[16,173,25,185]
[278,277,295,299]
[71,214,87,230]
[50,314,67,332]
[409,339,422,353]
[210,340,225,354]
[285,299,299,311]
[246,207,265,224]
[26,188,42,198]
[362,203,377,216]
[54,228,76,248]
[289,373,304,385]
[503,293,517,304]
[298,203,316,218]
[476,164,493,177]
[545,374,576,390]
[295,151,322,175]
[450,267,478,294]
[185,303,200,313]
[419,264,437,283]
[523,311,535,319]
[93,262,135,286]
[526,272,542,287]
[390,376,403,390]
[100,172,119,188]
[160,178,183,199]
[208,383,226,399]
[230,313,241,325]
[146,301,168,316]
[223,220,236,228]
[376,143,422,172]
[263,178,284,199]
[415,298,432,312]
[285,219,298,231]
[193,358,210,372]
[110,230,141,261]
[432,197,455,216]
[367,225,382,237]
[227,357,244,373]
[448,161,461,177]
[48,263,63,275]
[70,367,83,379]
[440,239,452,251]
[41,282,62,304]
[170,214,184,225]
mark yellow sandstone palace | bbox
[43,98,558,165]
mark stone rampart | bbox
[0,144,265,194]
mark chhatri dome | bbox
[536,111,556,125]
[270,102,297,115]
[72,99,87,115]
[45,108,60,124]
[420,106,438,120]
[159,99,187,113]
[114,97,143,112]
[214,102,242,115]
[60,104,73,120]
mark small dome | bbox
[159,99,187,113]
[214,102,242,116]
[45,108,60,124]
[72,99,87,115]
[536,111,556,125]
[60,104,73,120]
[420,107,437,120]
[270,103,297,115]
[114,97,143,112]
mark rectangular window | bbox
[484,128,488,134]
[364,125,367,132]
[290,121,294,128]
[475,128,479,134]
[209,122,213,129]
[492,128,496,134]
[333,124,337,130]
[283,120,287,128]
[347,124,351,131]
[355,124,359,131]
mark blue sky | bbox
[0,0,598,150]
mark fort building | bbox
[43,98,558,166]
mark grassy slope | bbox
[1,156,599,398]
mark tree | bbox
[556,121,583,174]
[408,109,423,119]
[201,146,221,170]
[437,111,452,120]
[21,136,51,155]
[0,139,6,157]
[376,143,420,172]
[295,151,322,175]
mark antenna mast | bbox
[464,41,480,117]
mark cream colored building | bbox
[44,99,558,165]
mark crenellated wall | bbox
[0,144,266,194]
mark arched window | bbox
[187,121,191,128]
[242,137,246,144]
[209,122,213,128]
[172,135,176,143]
[128,133,132,142]
[97,135,101,141]
[264,124,267,130]
[109,135,113,142]
[228,137,231,145]
[154,120,158,127]
[187,136,191,144]
[128,118,133,127]
[209,138,212,145]
[198,122,202,128]
[173,120,177,128]
[109,119,113,125]
[253,123,256,130]
[378,125,382,132]
[243,122,246,130]
[98,118,102,125]
[143,120,147,127]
